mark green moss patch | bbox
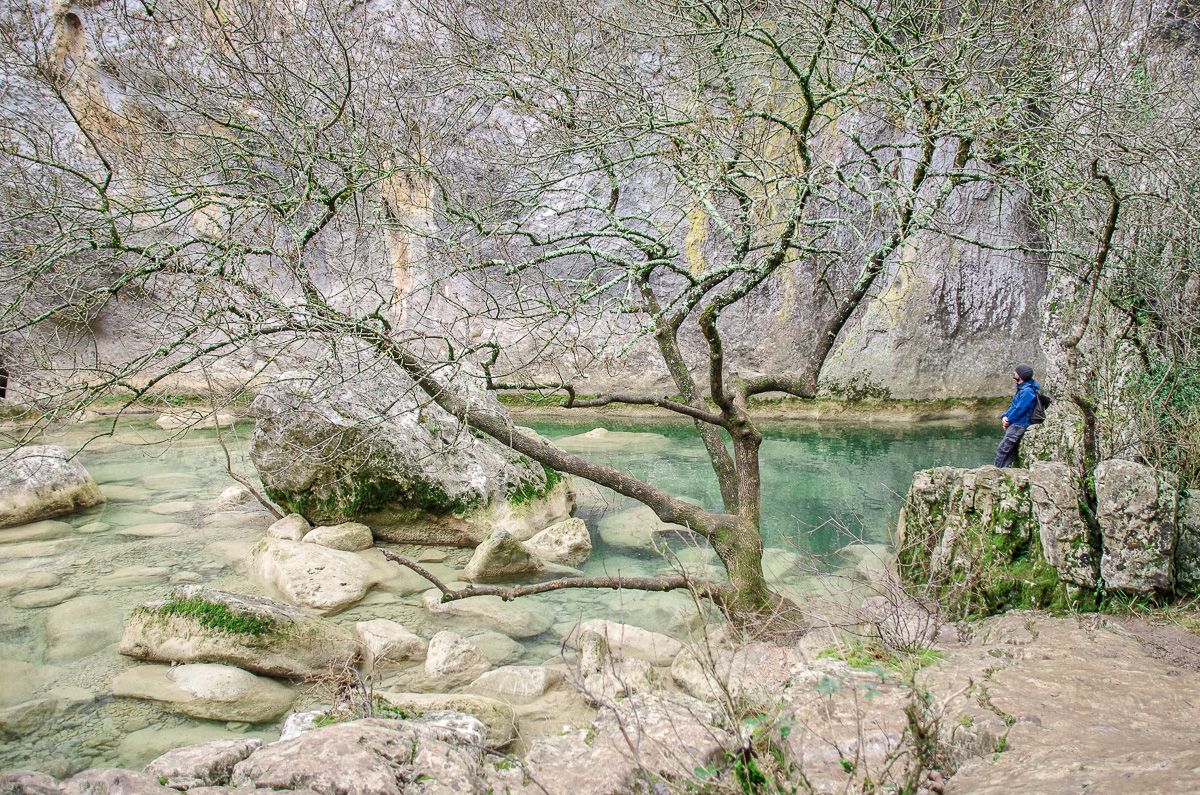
[156,596,278,636]
[818,642,944,680]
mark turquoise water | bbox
[530,418,996,553]
[0,414,995,775]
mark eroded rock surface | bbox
[251,538,380,614]
[1095,459,1177,592]
[522,518,592,566]
[230,718,484,795]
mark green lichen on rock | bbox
[897,466,1098,619]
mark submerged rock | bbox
[251,538,381,614]
[43,596,123,662]
[119,586,358,678]
[247,366,573,546]
[0,446,105,529]
[112,663,295,722]
[596,504,692,551]
[421,589,554,639]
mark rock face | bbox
[112,663,295,722]
[522,517,592,566]
[1177,493,1200,592]
[251,538,381,614]
[898,466,1085,617]
[0,445,105,528]
[1095,459,1177,592]
[1027,461,1097,587]
[899,460,1195,611]
[230,718,484,795]
[247,366,573,546]
[119,586,359,678]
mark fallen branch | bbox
[381,549,727,603]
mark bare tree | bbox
[0,0,1051,621]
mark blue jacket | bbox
[1004,379,1041,426]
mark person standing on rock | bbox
[995,364,1040,468]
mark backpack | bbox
[1030,392,1054,425]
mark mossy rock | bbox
[897,467,1098,619]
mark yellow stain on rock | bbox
[685,205,709,274]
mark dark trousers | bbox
[994,423,1027,468]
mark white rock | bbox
[420,589,554,638]
[112,663,295,722]
[267,513,311,541]
[523,517,592,566]
[0,445,105,529]
[303,522,373,552]
[565,619,683,666]
[251,538,380,614]
[155,411,238,431]
[355,618,428,669]
[465,665,562,705]
[424,631,491,686]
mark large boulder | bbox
[119,586,359,678]
[251,538,382,614]
[1095,459,1178,593]
[112,663,295,722]
[247,366,573,546]
[230,718,483,795]
[0,446,105,529]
